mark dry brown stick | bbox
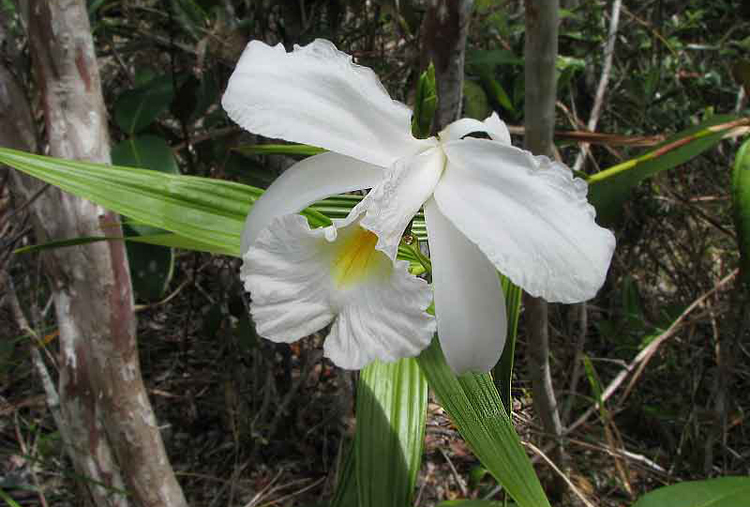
[564,269,738,436]
[523,441,597,507]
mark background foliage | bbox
[1,0,749,505]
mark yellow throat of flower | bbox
[331,228,383,288]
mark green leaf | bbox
[330,440,358,507]
[114,75,174,134]
[170,0,208,40]
[477,68,514,113]
[732,138,750,287]
[588,115,744,225]
[0,147,260,255]
[356,358,427,507]
[466,49,523,68]
[14,233,230,256]
[631,477,750,507]
[111,135,179,175]
[417,339,550,507]
[234,144,326,157]
[493,275,522,410]
[0,488,23,507]
[438,501,509,507]
[0,148,422,258]
[412,63,437,138]
[125,235,174,300]
[463,79,491,120]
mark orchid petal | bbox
[437,138,615,303]
[324,252,436,368]
[424,198,507,374]
[243,213,435,369]
[439,112,511,145]
[222,39,429,167]
[242,214,336,341]
[241,151,382,252]
[357,144,443,259]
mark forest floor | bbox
[2,246,748,507]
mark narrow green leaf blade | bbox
[493,275,522,410]
[356,358,427,507]
[438,501,508,507]
[732,138,750,287]
[330,441,358,507]
[234,144,326,157]
[14,233,234,256]
[631,477,750,507]
[412,63,437,138]
[0,147,253,254]
[417,339,550,507]
[0,148,341,256]
[588,115,743,225]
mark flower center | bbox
[331,228,381,288]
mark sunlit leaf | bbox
[438,501,509,507]
[417,339,551,507]
[732,138,750,287]
[631,477,750,507]
[588,115,746,225]
[356,358,427,507]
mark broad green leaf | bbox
[732,138,750,287]
[125,238,174,300]
[493,275,522,410]
[412,64,437,138]
[111,134,179,299]
[438,501,509,507]
[631,477,750,507]
[114,75,174,134]
[356,358,427,507]
[463,79,491,120]
[417,339,550,507]
[588,115,745,225]
[234,144,326,157]
[111,135,179,176]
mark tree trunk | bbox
[523,0,566,500]
[421,0,474,130]
[7,2,189,506]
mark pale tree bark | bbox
[421,0,474,130]
[2,2,189,506]
[523,0,566,499]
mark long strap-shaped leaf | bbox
[732,138,750,287]
[0,147,329,256]
[588,115,748,225]
[418,339,551,507]
[355,358,427,507]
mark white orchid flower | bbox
[222,39,616,373]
